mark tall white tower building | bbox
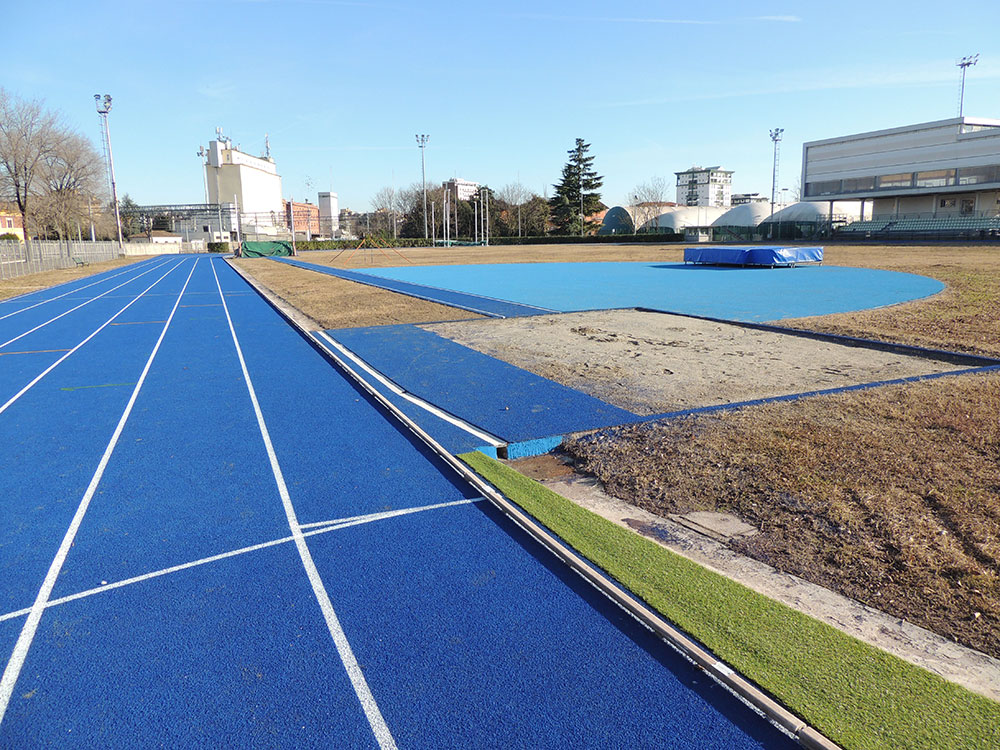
[204,131,284,226]
[318,192,339,236]
[675,166,733,207]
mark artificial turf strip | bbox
[459,451,1000,750]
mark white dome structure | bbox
[711,202,773,228]
[644,205,727,232]
[598,206,636,235]
[756,201,861,240]
[759,201,860,224]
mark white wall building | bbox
[675,166,733,207]
[205,134,284,230]
[801,117,1000,219]
[318,192,339,236]
[443,178,480,201]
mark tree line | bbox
[0,89,112,246]
[362,138,609,240]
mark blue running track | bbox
[0,256,799,748]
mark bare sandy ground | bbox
[426,309,959,414]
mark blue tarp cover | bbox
[684,246,823,266]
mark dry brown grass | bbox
[783,245,1000,357]
[564,372,1000,658]
[0,256,152,301]
[230,257,483,329]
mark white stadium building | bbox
[802,117,1000,237]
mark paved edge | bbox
[226,257,843,750]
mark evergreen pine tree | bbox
[549,138,604,235]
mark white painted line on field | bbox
[0,259,185,418]
[0,259,160,322]
[0,259,173,349]
[212,259,398,750]
[0,258,199,727]
[0,498,480,625]
[313,330,503,448]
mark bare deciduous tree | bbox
[498,182,531,237]
[34,131,104,239]
[0,89,60,248]
[630,176,669,233]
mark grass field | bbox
[0,256,151,301]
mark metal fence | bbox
[0,240,197,282]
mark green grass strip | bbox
[460,451,1000,750]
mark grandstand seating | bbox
[838,216,1000,236]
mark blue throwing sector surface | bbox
[327,324,643,443]
[278,257,554,317]
[355,261,944,321]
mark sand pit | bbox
[425,310,960,415]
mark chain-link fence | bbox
[0,240,197,282]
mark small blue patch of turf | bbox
[504,435,564,459]
[359,261,945,321]
[327,324,644,442]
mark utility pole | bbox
[957,54,979,118]
[416,134,429,238]
[483,187,490,246]
[95,94,123,252]
[234,194,242,247]
[289,199,297,255]
[769,128,784,221]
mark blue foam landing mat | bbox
[275,257,553,318]
[326,325,644,443]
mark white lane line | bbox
[313,330,503,448]
[0,259,160,322]
[0,498,480,625]
[0,259,186,418]
[0,258,199,726]
[212,259,398,750]
[0,258,173,350]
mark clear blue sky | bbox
[6,1,999,211]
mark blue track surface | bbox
[328,324,644,443]
[276,257,554,317]
[357,261,945,321]
[0,256,798,748]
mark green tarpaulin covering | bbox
[241,241,293,257]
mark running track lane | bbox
[0,256,799,748]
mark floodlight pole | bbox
[95,94,123,252]
[957,54,979,118]
[769,128,784,221]
[416,134,429,239]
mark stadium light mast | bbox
[957,54,979,118]
[769,128,784,221]
[95,94,123,251]
[416,134,429,239]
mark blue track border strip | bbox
[274,257,554,318]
